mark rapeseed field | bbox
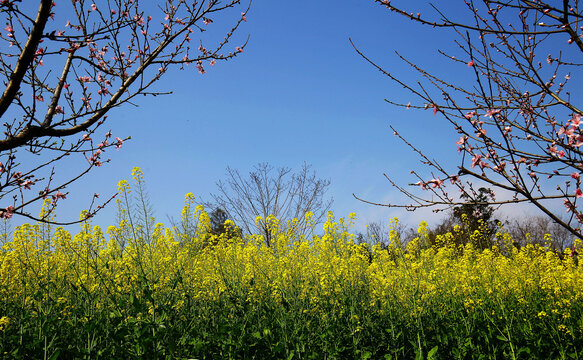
[0,170,581,359]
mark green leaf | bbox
[427,345,438,359]
[517,347,531,355]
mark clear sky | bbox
[11,0,546,233]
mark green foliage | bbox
[209,207,242,240]
[429,187,500,250]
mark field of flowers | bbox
[0,171,582,359]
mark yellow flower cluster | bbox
[0,173,581,357]
[1,206,580,321]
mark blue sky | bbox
[13,0,529,233]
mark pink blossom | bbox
[429,178,444,188]
[416,180,428,187]
[484,108,501,118]
[576,188,583,198]
[572,172,581,180]
[134,15,145,26]
[53,191,66,200]
[456,137,465,145]
[21,180,33,190]
[115,137,123,149]
[564,199,576,212]
[569,245,578,257]
[81,96,92,108]
[467,61,474,67]
[1,206,14,219]
[90,3,97,11]
[55,105,64,114]
[432,104,438,116]
[493,162,506,172]
[571,114,582,127]
[471,154,482,168]
[97,73,111,85]
[203,18,213,25]
[82,134,91,141]
[196,61,205,74]
[210,59,216,66]
[549,146,558,155]
[241,12,247,22]
[464,111,476,119]
[4,24,14,38]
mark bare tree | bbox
[353,0,583,240]
[211,162,332,246]
[504,214,572,250]
[0,0,249,224]
[365,221,389,245]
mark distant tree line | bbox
[359,187,573,252]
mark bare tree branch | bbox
[211,163,332,246]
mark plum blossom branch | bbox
[0,0,250,224]
[358,0,583,239]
